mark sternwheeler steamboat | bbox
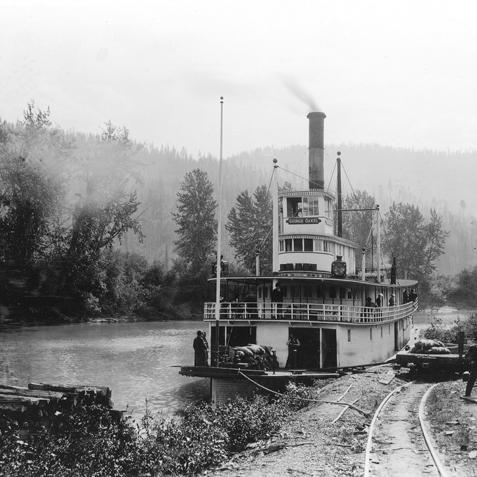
[181,111,418,404]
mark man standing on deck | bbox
[271,283,283,319]
[193,331,208,366]
[465,345,477,397]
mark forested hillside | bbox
[127,142,477,276]
[1,105,476,321]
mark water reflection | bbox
[0,321,209,418]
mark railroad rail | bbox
[364,381,451,477]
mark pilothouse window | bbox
[302,197,319,216]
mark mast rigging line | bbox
[255,166,277,255]
[277,165,325,191]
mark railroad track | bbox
[364,381,451,477]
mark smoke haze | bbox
[282,78,321,112]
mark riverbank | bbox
[208,365,408,476]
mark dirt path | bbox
[366,382,440,476]
[425,381,477,476]
[209,367,407,477]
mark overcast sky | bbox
[2,0,477,156]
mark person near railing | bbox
[375,293,383,320]
[271,283,283,319]
[389,294,395,306]
[361,296,376,321]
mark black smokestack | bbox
[307,112,326,190]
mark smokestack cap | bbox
[307,111,326,119]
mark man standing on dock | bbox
[465,345,477,397]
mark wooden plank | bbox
[28,383,111,398]
[0,386,64,400]
[0,394,48,405]
[461,396,477,404]
[28,383,78,393]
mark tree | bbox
[226,185,272,274]
[0,153,63,268]
[62,189,143,300]
[423,209,448,276]
[383,202,447,281]
[22,101,51,130]
[173,169,217,274]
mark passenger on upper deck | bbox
[389,294,395,306]
[403,289,409,303]
[272,283,284,319]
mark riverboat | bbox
[180,110,418,404]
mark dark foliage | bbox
[0,386,317,476]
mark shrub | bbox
[0,385,321,476]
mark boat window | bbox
[304,239,313,251]
[329,287,336,299]
[287,197,302,217]
[264,287,269,299]
[301,197,319,216]
[325,197,332,217]
[339,287,346,299]
[347,329,351,342]
[347,288,352,299]
[285,239,293,251]
[279,240,284,252]
[314,239,322,251]
[294,239,303,251]
[258,287,262,298]
[324,241,334,253]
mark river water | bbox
[0,321,208,419]
[1,309,475,420]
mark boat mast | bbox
[337,152,342,237]
[376,204,381,283]
[214,96,224,366]
[272,158,279,273]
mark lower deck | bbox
[208,315,413,370]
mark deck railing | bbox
[203,300,418,324]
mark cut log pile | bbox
[0,383,119,425]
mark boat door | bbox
[394,322,399,351]
[322,329,337,369]
[288,328,320,369]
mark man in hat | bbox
[271,283,283,318]
[375,293,383,318]
[193,331,208,366]
[465,345,477,397]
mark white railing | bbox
[204,300,418,324]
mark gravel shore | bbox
[207,366,408,477]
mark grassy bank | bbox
[0,384,322,477]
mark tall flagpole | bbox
[214,96,224,366]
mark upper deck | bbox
[204,299,417,325]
